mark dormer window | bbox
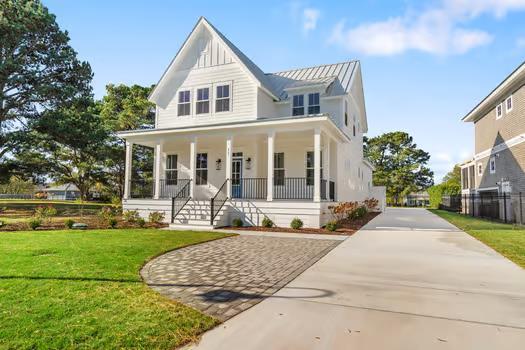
[292,95,304,116]
[216,84,230,112]
[177,90,191,116]
[496,103,503,119]
[196,87,210,114]
[308,93,320,114]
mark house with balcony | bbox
[119,17,380,229]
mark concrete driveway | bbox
[188,208,525,350]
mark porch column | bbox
[313,128,321,202]
[226,136,233,197]
[325,137,331,200]
[123,141,133,199]
[154,142,163,199]
[190,137,197,198]
[267,131,275,201]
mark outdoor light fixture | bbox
[246,157,252,170]
[216,158,222,170]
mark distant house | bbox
[45,184,81,200]
[403,192,430,207]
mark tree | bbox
[0,0,92,174]
[364,131,434,205]
[18,99,109,200]
[98,84,155,198]
[428,165,461,208]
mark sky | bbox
[44,0,525,182]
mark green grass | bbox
[429,209,525,268]
[0,229,233,349]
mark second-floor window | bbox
[308,93,320,114]
[196,88,210,114]
[178,90,190,116]
[496,103,503,119]
[506,95,513,113]
[216,84,230,112]
[292,95,304,116]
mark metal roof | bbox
[267,61,359,99]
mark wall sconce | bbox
[246,157,252,170]
[216,158,222,171]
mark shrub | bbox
[232,218,243,227]
[64,218,75,229]
[136,217,146,228]
[34,205,58,224]
[363,198,379,211]
[28,217,42,230]
[262,217,274,228]
[123,210,140,223]
[349,205,367,220]
[98,206,117,221]
[328,202,359,221]
[290,217,303,229]
[148,211,165,224]
[108,217,118,229]
[0,220,4,227]
[325,221,338,232]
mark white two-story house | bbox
[119,17,379,229]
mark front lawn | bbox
[0,229,233,349]
[429,209,525,268]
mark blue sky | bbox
[44,0,525,181]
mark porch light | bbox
[216,158,222,170]
[246,157,252,170]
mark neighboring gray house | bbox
[461,60,525,196]
[45,184,81,200]
[403,191,430,207]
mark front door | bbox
[232,154,243,198]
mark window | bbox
[274,153,285,186]
[292,95,304,116]
[477,163,482,176]
[344,100,348,126]
[308,93,320,114]
[489,157,496,174]
[165,155,178,185]
[306,151,323,186]
[196,88,209,114]
[216,84,230,112]
[496,103,503,119]
[196,153,208,185]
[461,167,469,189]
[506,95,513,113]
[177,90,191,116]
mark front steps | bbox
[169,199,229,230]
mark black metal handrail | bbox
[210,179,229,225]
[130,179,154,198]
[159,178,190,198]
[231,178,267,199]
[171,179,191,223]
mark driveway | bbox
[141,234,341,320]
[189,208,525,349]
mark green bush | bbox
[27,217,42,230]
[108,217,118,229]
[123,210,140,223]
[34,205,58,224]
[232,218,243,227]
[262,217,274,228]
[325,221,338,232]
[64,218,75,229]
[349,206,367,220]
[290,217,303,229]
[136,217,146,228]
[148,211,165,224]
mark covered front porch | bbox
[122,117,343,204]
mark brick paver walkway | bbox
[141,235,341,320]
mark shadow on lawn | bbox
[0,275,141,283]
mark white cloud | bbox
[303,8,320,34]
[328,0,525,56]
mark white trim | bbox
[505,95,513,113]
[477,186,499,192]
[473,133,525,160]
[177,89,192,117]
[194,84,212,116]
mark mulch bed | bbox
[223,212,380,236]
[0,216,167,231]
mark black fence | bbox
[441,193,525,224]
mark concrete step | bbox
[168,223,216,231]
